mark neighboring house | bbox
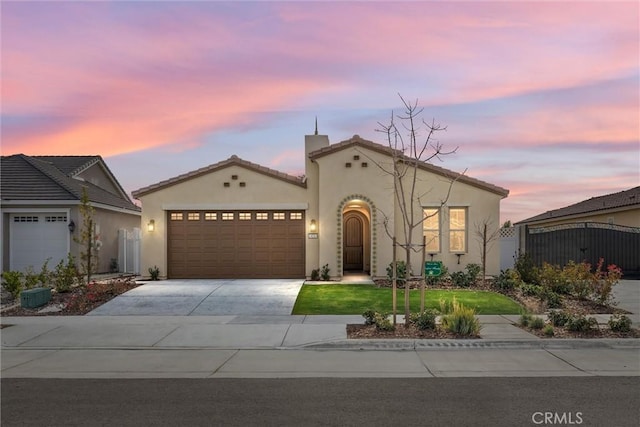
[132,134,509,280]
[515,186,640,277]
[1,154,141,274]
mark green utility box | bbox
[21,287,52,308]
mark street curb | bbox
[301,338,640,351]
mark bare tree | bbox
[75,187,97,284]
[363,95,463,323]
[474,217,501,286]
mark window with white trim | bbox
[45,215,67,222]
[422,208,440,252]
[449,208,467,252]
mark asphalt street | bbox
[2,377,639,427]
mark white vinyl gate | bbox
[118,228,141,274]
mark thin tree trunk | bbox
[420,235,426,313]
[392,237,397,325]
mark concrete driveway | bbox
[87,279,305,316]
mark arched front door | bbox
[343,212,365,271]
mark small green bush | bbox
[53,254,78,293]
[410,309,438,330]
[362,309,377,325]
[539,263,572,295]
[386,261,407,283]
[2,271,23,299]
[374,312,394,331]
[520,283,544,297]
[440,298,481,336]
[566,315,599,332]
[320,264,331,281]
[495,269,521,291]
[519,313,533,327]
[23,266,40,290]
[543,325,555,337]
[548,310,571,327]
[529,316,545,329]
[514,253,539,285]
[148,265,160,281]
[450,264,481,288]
[465,263,481,283]
[543,290,562,308]
[608,314,632,333]
[310,269,320,281]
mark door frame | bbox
[341,209,370,274]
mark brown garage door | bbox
[167,210,305,279]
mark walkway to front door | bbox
[87,279,305,316]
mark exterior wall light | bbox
[147,219,155,232]
[310,219,317,233]
[68,220,75,233]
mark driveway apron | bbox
[87,279,305,316]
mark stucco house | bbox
[515,186,640,277]
[1,154,141,274]
[133,134,509,280]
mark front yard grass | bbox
[292,284,522,315]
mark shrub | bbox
[374,312,394,331]
[148,265,160,281]
[543,290,562,309]
[362,309,377,325]
[566,315,599,333]
[519,313,533,327]
[529,316,545,329]
[561,260,592,299]
[310,269,320,281]
[440,298,481,336]
[539,263,571,295]
[608,314,632,333]
[410,309,438,330]
[465,263,481,284]
[23,266,40,290]
[109,258,119,273]
[450,264,481,288]
[53,254,79,293]
[520,283,544,297]
[543,325,555,337]
[320,264,331,281]
[591,258,622,305]
[514,253,539,284]
[495,269,521,291]
[2,271,23,299]
[386,261,407,283]
[548,310,572,327]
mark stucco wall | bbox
[137,164,309,278]
[71,207,140,273]
[315,146,504,278]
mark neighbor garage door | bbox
[10,213,69,272]
[167,210,305,278]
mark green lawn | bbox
[292,284,522,315]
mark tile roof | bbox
[132,155,306,198]
[517,186,640,224]
[1,154,140,212]
[309,135,509,197]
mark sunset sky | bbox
[2,1,638,223]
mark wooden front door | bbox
[343,213,364,271]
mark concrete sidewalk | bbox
[2,314,639,378]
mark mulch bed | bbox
[347,323,480,339]
[517,323,640,339]
[1,277,140,316]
